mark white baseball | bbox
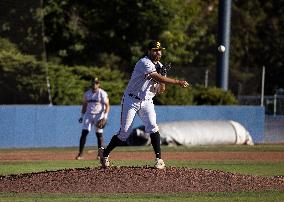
[218,45,226,53]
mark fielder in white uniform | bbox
[76,78,110,160]
[99,40,189,169]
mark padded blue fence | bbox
[0,105,264,148]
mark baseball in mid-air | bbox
[218,45,226,53]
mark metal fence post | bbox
[274,94,277,116]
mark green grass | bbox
[0,160,99,176]
[1,159,283,176]
[1,144,284,153]
[1,191,284,202]
[0,145,284,176]
[115,144,284,152]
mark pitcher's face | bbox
[149,49,162,62]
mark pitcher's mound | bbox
[1,167,283,193]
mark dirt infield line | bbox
[1,151,284,161]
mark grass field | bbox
[0,145,284,201]
[1,191,284,202]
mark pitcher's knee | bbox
[146,124,159,134]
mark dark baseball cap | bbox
[91,77,100,84]
[147,40,165,50]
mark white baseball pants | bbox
[82,113,104,133]
[117,94,159,141]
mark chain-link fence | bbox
[264,115,284,143]
[238,95,284,143]
[238,95,284,115]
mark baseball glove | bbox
[157,63,172,76]
[96,118,107,129]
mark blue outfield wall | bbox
[0,105,264,148]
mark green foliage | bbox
[70,66,127,105]
[2,0,284,102]
[192,85,238,105]
[229,0,267,94]
[2,0,284,96]
[228,0,284,95]
[159,0,201,64]
[183,1,218,87]
[0,38,127,105]
[154,83,238,106]
[0,50,49,104]
[42,0,204,72]
[0,38,20,53]
[0,1,43,57]
[254,0,284,94]
[154,84,193,105]
[47,63,83,105]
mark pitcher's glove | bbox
[157,63,172,76]
[96,118,107,129]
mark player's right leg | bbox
[76,114,92,160]
[76,129,89,160]
[138,101,165,169]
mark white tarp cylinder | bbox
[158,120,254,146]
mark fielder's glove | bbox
[78,117,83,123]
[96,118,107,129]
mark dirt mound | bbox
[1,167,283,193]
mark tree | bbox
[0,50,49,104]
[228,0,284,95]
[42,0,204,73]
[180,0,219,86]
[0,37,127,105]
[255,0,284,94]
[0,0,44,58]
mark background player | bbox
[76,77,110,160]
[99,40,189,169]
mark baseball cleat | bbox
[154,158,165,169]
[75,155,84,160]
[98,147,110,168]
[101,156,110,168]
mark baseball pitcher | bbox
[99,40,189,169]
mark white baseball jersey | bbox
[84,88,108,115]
[82,88,108,132]
[124,56,163,100]
[117,56,163,141]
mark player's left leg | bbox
[150,131,161,159]
[95,127,104,159]
[138,100,165,169]
[96,132,103,149]
[95,122,104,148]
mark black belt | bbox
[128,93,141,100]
